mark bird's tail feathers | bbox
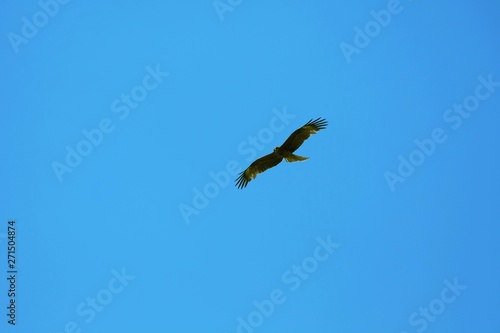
[285,154,308,162]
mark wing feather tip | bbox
[235,171,249,189]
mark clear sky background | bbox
[1,1,500,332]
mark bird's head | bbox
[273,147,280,152]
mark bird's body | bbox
[235,117,327,189]
[273,147,308,162]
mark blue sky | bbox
[1,1,500,332]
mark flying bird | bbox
[235,117,327,189]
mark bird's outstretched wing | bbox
[279,117,328,153]
[235,152,283,189]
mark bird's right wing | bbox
[235,152,283,189]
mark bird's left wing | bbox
[279,117,328,153]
